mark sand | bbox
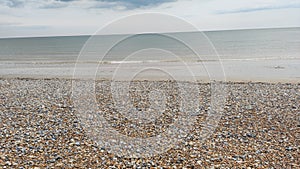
[1,59,300,83]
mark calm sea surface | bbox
[0,27,299,63]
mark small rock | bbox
[285,147,293,151]
[246,133,256,138]
[5,161,12,166]
[245,105,253,110]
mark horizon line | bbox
[0,26,299,39]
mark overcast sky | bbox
[0,0,299,37]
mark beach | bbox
[0,59,299,83]
[0,28,299,168]
[0,78,299,168]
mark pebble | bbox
[0,79,299,168]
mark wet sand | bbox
[0,59,300,83]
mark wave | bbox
[0,56,299,65]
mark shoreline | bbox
[1,59,300,83]
[0,76,299,84]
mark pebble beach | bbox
[0,78,299,168]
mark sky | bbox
[0,0,299,37]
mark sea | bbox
[0,27,299,63]
[0,27,299,82]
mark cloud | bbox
[1,0,24,8]
[0,22,22,27]
[94,0,177,9]
[56,0,75,2]
[41,1,69,9]
[0,0,299,38]
[216,2,300,14]
[0,0,70,9]
[0,0,177,10]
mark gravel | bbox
[0,78,299,168]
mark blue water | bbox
[0,27,299,63]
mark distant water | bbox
[0,27,299,63]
